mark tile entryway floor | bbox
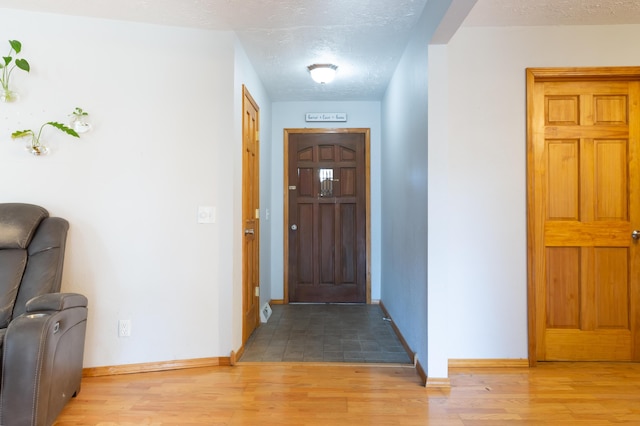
[239,304,412,363]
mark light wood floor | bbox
[55,362,640,425]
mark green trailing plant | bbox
[12,122,79,155]
[70,107,88,118]
[69,107,92,133]
[0,40,30,102]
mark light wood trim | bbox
[358,301,424,384]
[528,66,640,82]
[269,299,285,305]
[448,359,530,368]
[426,376,451,388]
[230,344,245,366]
[526,68,538,366]
[82,357,231,377]
[364,128,371,303]
[416,359,428,386]
[379,301,416,365]
[242,84,260,118]
[236,361,416,368]
[283,129,290,303]
[632,81,640,360]
[283,128,372,304]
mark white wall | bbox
[427,44,450,379]
[440,23,640,360]
[380,31,429,373]
[0,9,261,367]
[270,101,382,301]
[380,0,452,378]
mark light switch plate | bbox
[197,206,216,224]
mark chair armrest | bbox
[2,297,87,425]
[26,292,88,312]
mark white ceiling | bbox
[464,0,640,27]
[1,0,640,101]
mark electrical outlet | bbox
[118,319,131,337]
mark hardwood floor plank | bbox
[55,362,640,425]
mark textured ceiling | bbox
[464,0,640,26]
[0,0,429,101]
[233,0,431,101]
[1,0,640,101]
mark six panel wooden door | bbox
[287,131,366,303]
[528,69,640,361]
[242,86,260,342]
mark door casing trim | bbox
[283,128,371,304]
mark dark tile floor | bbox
[239,303,413,363]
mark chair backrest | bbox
[0,203,69,327]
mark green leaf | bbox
[9,40,22,54]
[2,56,10,67]
[47,122,80,138]
[15,58,29,72]
[11,130,33,139]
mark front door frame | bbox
[283,128,371,304]
[526,66,640,366]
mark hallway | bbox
[239,304,412,363]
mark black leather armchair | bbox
[0,203,88,426]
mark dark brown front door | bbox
[286,130,367,303]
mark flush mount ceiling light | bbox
[307,64,338,84]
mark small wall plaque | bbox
[305,112,347,122]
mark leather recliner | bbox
[0,203,88,426]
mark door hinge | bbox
[255,208,260,219]
[255,287,260,297]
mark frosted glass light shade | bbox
[308,64,337,84]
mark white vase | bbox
[70,116,92,133]
[0,87,19,103]
[26,140,49,156]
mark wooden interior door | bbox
[242,86,260,342]
[286,130,368,303]
[527,67,640,362]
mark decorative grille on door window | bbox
[319,168,334,197]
